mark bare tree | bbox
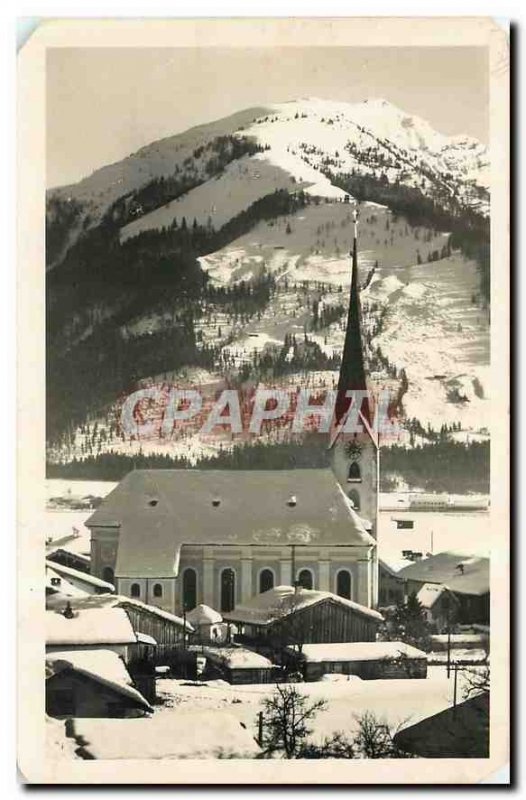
[352,711,414,759]
[260,685,327,759]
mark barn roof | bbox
[296,641,427,663]
[393,692,489,758]
[87,469,376,578]
[46,565,89,599]
[45,560,115,593]
[45,593,194,632]
[46,607,139,646]
[223,585,383,626]
[46,649,152,711]
[397,552,489,596]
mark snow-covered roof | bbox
[201,646,274,670]
[46,649,152,711]
[45,560,115,592]
[223,585,383,626]
[46,608,138,646]
[397,552,489,596]
[379,557,413,577]
[45,593,194,632]
[186,604,223,626]
[296,641,427,663]
[87,469,375,578]
[417,583,457,609]
[46,565,90,598]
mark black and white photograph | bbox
[16,15,510,784]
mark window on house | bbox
[297,569,314,590]
[130,583,141,598]
[347,489,361,511]
[220,568,236,612]
[182,568,197,611]
[102,567,114,584]
[153,583,163,598]
[259,569,274,593]
[336,569,352,600]
[347,462,362,482]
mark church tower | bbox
[330,209,379,604]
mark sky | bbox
[47,47,489,188]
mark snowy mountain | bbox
[46,98,490,468]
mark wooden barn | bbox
[223,585,383,651]
[200,646,279,685]
[45,593,194,664]
[292,641,428,682]
[46,649,153,719]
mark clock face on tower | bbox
[344,440,362,461]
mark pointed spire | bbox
[334,208,371,426]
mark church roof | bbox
[86,469,376,578]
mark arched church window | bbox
[259,568,274,593]
[348,489,361,511]
[347,462,362,482]
[182,568,197,611]
[130,583,140,598]
[297,569,314,590]
[153,583,163,598]
[220,568,236,612]
[336,569,352,600]
[102,567,114,585]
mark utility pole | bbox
[291,544,297,588]
[257,711,264,747]
[446,595,452,678]
[453,663,459,718]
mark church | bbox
[87,213,380,615]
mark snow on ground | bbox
[377,509,491,561]
[46,716,81,762]
[74,710,261,759]
[65,665,471,759]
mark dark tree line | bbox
[323,168,490,303]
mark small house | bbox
[45,593,193,665]
[200,646,279,684]
[46,607,156,664]
[46,649,152,719]
[397,552,489,625]
[416,583,459,630]
[186,604,226,643]
[378,559,408,607]
[292,641,428,681]
[393,692,489,758]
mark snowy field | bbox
[62,667,470,760]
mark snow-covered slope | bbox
[241,97,488,207]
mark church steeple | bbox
[334,209,371,427]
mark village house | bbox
[378,558,407,607]
[393,692,489,758]
[46,607,156,664]
[46,593,194,665]
[46,649,153,719]
[416,583,460,630]
[200,645,279,684]
[396,552,490,625]
[186,604,226,643]
[86,215,380,618]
